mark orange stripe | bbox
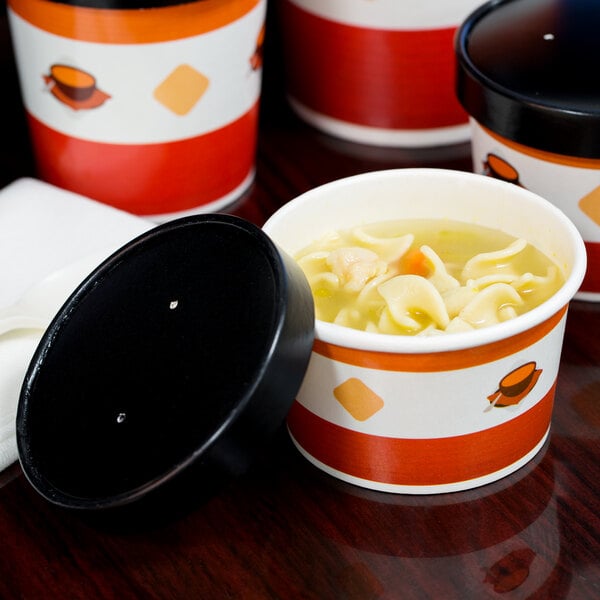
[480,125,600,169]
[288,381,555,486]
[313,306,566,372]
[26,102,258,215]
[8,0,261,43]
[581,241,600,294]
[280,1,467,129]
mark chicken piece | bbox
[326,247,387,292]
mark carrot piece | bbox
[399,248,430,277]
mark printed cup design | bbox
[8,0,266,220]
[263,168,586,493]
[333,378,385,422]
[579,186,600,229]
[471,120,600,301]
[487,362,542,408]
[279,0,483,147]
[483,153,522,186]
[153,64,210,117]
[44,64,111,108]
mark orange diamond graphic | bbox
[153,64,209,116]
[334,378,384,421]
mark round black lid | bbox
[16,214,314,510]
[456,0,600,158]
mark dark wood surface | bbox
[2,4,600,599]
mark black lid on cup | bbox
[456,0,600,158]
[16,215,315,511]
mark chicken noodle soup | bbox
[295,219,564,335]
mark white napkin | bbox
[0,178,153,472]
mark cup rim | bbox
[264,168,587,353]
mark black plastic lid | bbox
[456,0,600,158]
[16,214,314,511]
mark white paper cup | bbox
[455,0,600,300]
[263,168,586,494]
[279,0,483,147]
[8,0,266,221]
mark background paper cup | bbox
[455,0,600,300]
[263,168,586,494]
[278,0,483,147]
[8,0,266,221]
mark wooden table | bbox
[1,5,599,599]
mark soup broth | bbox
[295,219,564,335]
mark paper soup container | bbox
[7,0,266,221]
[263,168,586,494]
[455,0,600,300]
[279,0,484,147]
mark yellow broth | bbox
[295,219,564,335]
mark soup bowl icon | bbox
[263,168,586,493]
[44,64,111,109]
[50,64,96,100]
